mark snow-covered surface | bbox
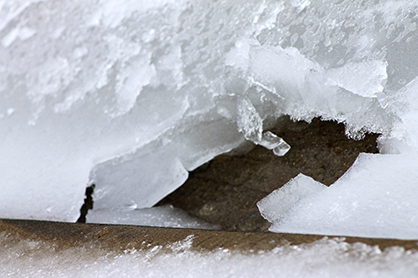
[1,234,418,278]
[2,0,418,239]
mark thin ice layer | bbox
[87,205,218,230]
[259,153,418,240]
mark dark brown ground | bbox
[157,116,379,232]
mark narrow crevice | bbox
[76,184,95,223]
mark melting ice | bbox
[1,0,418,239]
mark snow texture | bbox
[1,234,418,278]
[1,0,418,240]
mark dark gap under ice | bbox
[78,116,379,229]
[156,116,379,232]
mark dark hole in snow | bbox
[157,116,380,232]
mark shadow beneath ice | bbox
[157,116,380,232]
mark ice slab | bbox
[258,153,418,239]
[3,0,418,225]
[259,131,291,156]
[91,148,189,210]
[87,205,218,230]
[325,60,388,98]
[257,174,327,224]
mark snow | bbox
[1,0,418,241]
[1,234,418,278]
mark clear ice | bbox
[237,97,291,156]
[1,0,418,240]
[87,205,219,230]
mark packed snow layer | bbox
[258,153,418,239]
[2,0,418,234]
[1,234,418,278]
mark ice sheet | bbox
[258,153,418,239]
[2,0,418,230]
[87,205,218,230]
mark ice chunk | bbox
[224,39,253,72]
[237,97,291,156]
[259,131,291,156]
[91,148,189,210]
[326,60,388,98]
[257,174,327,224]
[383,76,418,153]
[1,26,36,48]
[259,153,418,239]
[250,45,322,99]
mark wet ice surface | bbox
[1,234,418,278]
[2,0,418,240]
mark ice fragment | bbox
[237,97,263,142]
[237,98,291,156]
[259,131,291,156]
[257,174,326,224]
[259,154,418,239]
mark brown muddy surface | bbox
[158,116,379,232]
